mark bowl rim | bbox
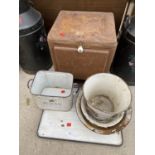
[83,73,132,117]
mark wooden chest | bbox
[48,11,117,79]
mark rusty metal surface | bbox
[48,11,117,48]
[51,46,110,79]
[47,11,118,79]
[76,90,132,135]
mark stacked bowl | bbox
[76,73,132,134]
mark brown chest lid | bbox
[48,11,117,48]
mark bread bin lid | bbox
[48,11,117,48]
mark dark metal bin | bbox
[19,0,52,74]
[111,16,135,85]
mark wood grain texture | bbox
[32,0,128,33]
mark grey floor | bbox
[19,69,135,155]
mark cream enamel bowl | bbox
[83,73,131,122]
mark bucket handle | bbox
[27,79,33,89]
[73,83,79,95]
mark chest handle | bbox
[77,45,84,53]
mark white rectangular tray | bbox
[38,105,122,146]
